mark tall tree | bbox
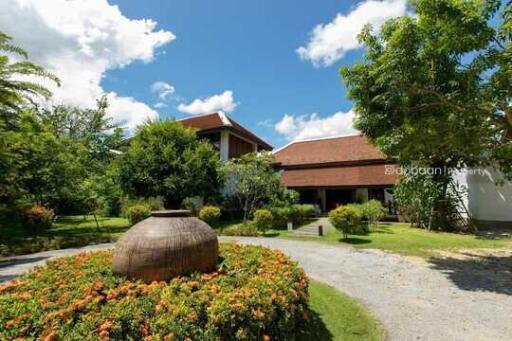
[119,119,221,207]
[220,152,281,223]
[340,0,511,228]
[0,32,59,127]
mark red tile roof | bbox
[274,135,387,166]
[180,112,272,150]
[280,164,399,187]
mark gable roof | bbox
[274,135,388,166]
[179,112,272,150]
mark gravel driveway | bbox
[1,238,511,341]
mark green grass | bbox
[266,223,512,258]
[299,280,384,341]
[0,215,130,257]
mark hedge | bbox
[0,244,308,340]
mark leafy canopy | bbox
[220,152,281,222]
[119,119,221,206]
[341,0,511,177]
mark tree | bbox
[119,119,220,206]
[220,152,281,223]
[340,0,512,229]
[0,111,87,214]
[37,97,123,173]
[0,32,59,128]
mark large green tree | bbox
[341,0,511,228]
[119,120,221,207]
[0,32,59,127]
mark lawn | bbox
[300,279,384,341]
[266,223,512,258]
[0,215,130,257]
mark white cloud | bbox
[297,0,407,67]
[153,102,167,109]
[275,110,358,141]
[151,81,175,100]
[177,90,237,115]
[0,0,174,130]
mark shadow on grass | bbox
[339,237,372,245]
[429,253,512,296]
[296,309,333,341]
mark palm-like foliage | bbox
[0,32,60,127]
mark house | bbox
[454,168,512,229]
[180,112,272,160]
[273,135,399,213]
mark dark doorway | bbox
[298,189,317,205]
[326,189,354,211]
[368,188,385,203]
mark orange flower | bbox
[252,308,265,320]
[106,290,118,300]
[263,335,271,341]
[99,330,109,341]
[42,331,58,341]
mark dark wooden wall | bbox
[228,134,254,158]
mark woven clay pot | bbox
[112,210,218,282]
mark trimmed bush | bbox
[199,205,221,227]
[295,204,316,221]
[360,200,386,230]
[125,204,151,224]
[0,244,308,340]
[270,204,316,229]
[329,204,363,239]
[221,223,259,236]
[253,209,273,234]
[21,205,54,231]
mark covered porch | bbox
[295,187,396,214]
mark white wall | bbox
[455,168,512,222]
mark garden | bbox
[0,243,382,340]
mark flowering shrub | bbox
[21,204,54,230]
[0,244,308,340]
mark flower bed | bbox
[0,244,308,340]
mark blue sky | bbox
[103,0,366,147]
[0,0,408,148]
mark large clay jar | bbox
[112,210,218,283]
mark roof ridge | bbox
[177,112,220,121]
[273,133,363,154]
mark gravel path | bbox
[1,238,512,341]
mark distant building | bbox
[273,135,398,213]
[180,112,272,160]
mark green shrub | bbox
[199,205,221,227]
[21,205,54,231]
[121,197,164,216]
[253,209,273,234]
[221,223,259,236]
[329,204,363,239]
[125,204,151,224]
[295,204,316,221]
[360,200,386,230]
[270,204,316,229]
[0,244,308,340]
[181,196,203,215]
